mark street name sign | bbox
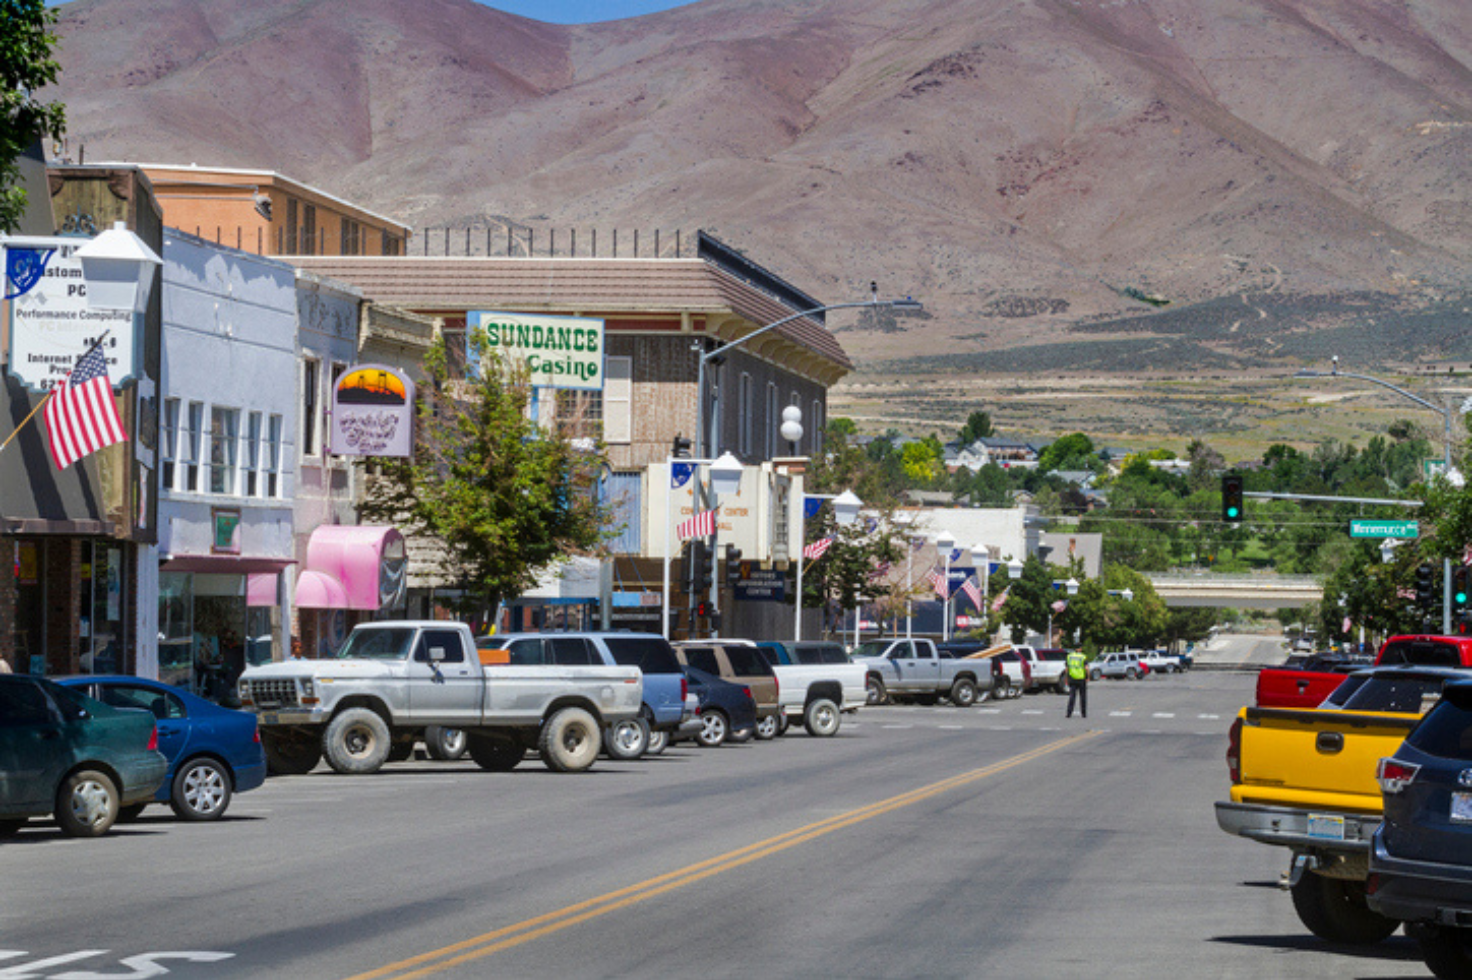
[1349,520,1418,539]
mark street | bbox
[0,642,1433,979]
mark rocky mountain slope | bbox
[48,0,1472,376]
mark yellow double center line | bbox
[346,730,1099,980]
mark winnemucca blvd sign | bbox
[467,311,605,391]
[1349,519,1419,539]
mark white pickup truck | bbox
[850,637,996,707]
[1016,646,1071,694]
[753,641,867,736]
[238,621,643,775]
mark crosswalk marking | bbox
[1109,711,1132,717]
[1199,713,1220,720]
[1021,709,1044,716]
[1153,712,1176,719]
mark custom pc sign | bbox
[467,311,605,391]
[4,236,136,391]
[330,364,416,457]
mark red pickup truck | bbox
[1256,635,1472,707]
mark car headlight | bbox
[300,679,315,697]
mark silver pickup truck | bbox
[851,637,995,707]
[238,621,642,775]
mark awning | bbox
[293,525,406,610]
[162,556,296,574]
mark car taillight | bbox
[147,725,159,752]
[681,676,688,702]
[773,676,779,699]
[1377,757,1421,794]
[253,722,261,744]
[742,686,752,700]
[1226,717,1242,784]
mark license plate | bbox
[1308,813,1345,840]
[261,712,279,725]
[1453,792,1472,824]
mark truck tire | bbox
[1089,668,1102,682]
[754,714,779,740]
[949,677,978,708]
[324,708,392,774]
[646,727,669,755]
[1289,871,1399,945]
[170,757,232,821]
[1413,924,1472,979]
[425,726,467,761]
[866,675,888,705]
[55,769,119,838]
[603,716,649,760]
[1126,666,1139,680]
[539,707,600,773]
[698,709,729,747]
[992,678,1011,701]
[804,697,841,737]
[467,733,523,771]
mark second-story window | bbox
[185,401,204,492]
[738,372,753,456]
[302,358,320,456]
[209,407,239,495]
[245,412,262,497]
[285,199,298,254]
[765,382,778,458]
[161,398,179,491]
[266,415,282,497]
[302,204,317,256]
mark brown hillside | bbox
[48,0,1472,378]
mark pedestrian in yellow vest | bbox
[1065,649,1089,719]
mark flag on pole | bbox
[803,536,835,561]
[1342,616,1352,633]
[45,341,127,470]
[867,560,892,582]
[677,508,718,540]
[927,567,951,600]
[1050,599,1068,614]
[961,576,983,610]
[671,461,695,488]
[991,586,1010,613]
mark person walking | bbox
[1065,649,1088,719]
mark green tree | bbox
[1038,432,1095,474]
[900,435,945,486]
[957,409,993,443]
[2,0,66,232]
[357,338,608,611]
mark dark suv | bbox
[1368,678,1472,977]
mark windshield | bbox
[604,637,682,674]
[852,642,890,659]
[1337,674,1449,714]
[335,627,416,660]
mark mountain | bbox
[48,0,1472,377]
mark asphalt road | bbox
[0,667,1436,980]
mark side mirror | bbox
[428,646,446,663]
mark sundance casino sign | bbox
[468,311,605,391]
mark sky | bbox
[453,1,700,22]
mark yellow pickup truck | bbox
[1215,666,1467,945]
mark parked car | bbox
[1138,650,1184,674]
[0,674,168,839]
[935,641,1021,699]
[753,641,866,736]
[672,642,781,739]
[58,675,266,821]
[1091,651,1149,680]
[1369,678,1472,976]
[680,667,758,747]
[850,637,995,706]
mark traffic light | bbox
[690,541,712,593]
[725,547,743,587]
[1221,475,1245,523]
[695,599,712,619]
[1416,562,1437,611]
[671,433,692,458]
[1455,565,1472,621]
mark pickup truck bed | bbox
[1256,635,1472,708]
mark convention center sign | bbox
[467,311,605,391]
[3,236,136,391]
[330,364,416,457]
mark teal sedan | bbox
[0,675,168,838]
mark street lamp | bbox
[73,221,162,314]
[695,290,924,459]
[972,541,993,634]
[1048,578,1080,646]
[1296,358,1454,632]
[794,489,862,642]
[660,450,746,640]
[936,531,955,642]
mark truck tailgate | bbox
[1232,706,1419,813]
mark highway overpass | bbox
[1146,574,1322,609]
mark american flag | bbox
[1397,587,1417,600]
[927,566,951,599]
[867,560,892,582]
[961,576,983,610]
[45,341,126,470]
[803,536,835,561]
[1051,599,1068,614]
[677,508,718,540]
[991,586,1010,613]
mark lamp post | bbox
[1048,578,1080,646]
[695,289,923,459]
[1297,358,1454,633]
[794,489,861,642]
[972,541,992,636]
[936,531,955,641]
[661,450,745,639]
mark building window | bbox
[555,390,603,443]
[209,407,240,495]
[738,372,753,456]
[185,401,204,492]
[340,219,361,256]
[382,231,401,256]
[245,411,262,497]
[812,399,823,452]
[302,358,319,456]
[266,415,282,497]
[603,356,631,444]
[161,398,179,491]
[328,362,346,456]
[302,204,317,256]
[285,199,298,254]
[765,382,778,458]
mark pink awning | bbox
[246,572,279,607]
[294,569,350,609]
[292,525,406,610]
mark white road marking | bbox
[987,725,1014,731]
[1199,713,1220,720]
[977,708,1002,714]
[1152,712,1176,719]
[881,724,914,730]
[938,725,965,730]
[1022,709,1044,715]
[1109,711,1132,717]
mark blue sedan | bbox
[58,676,266,821]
